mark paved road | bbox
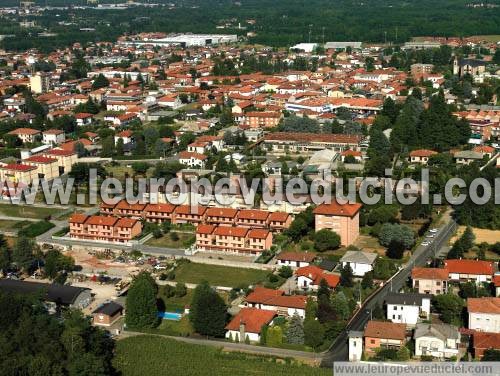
[320,217,457,366]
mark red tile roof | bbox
[468,297,500,314]
[115,218,139,228]
[268,212,290,222]
[46,149,76,157]
[115,200,146,211]
[213,225,248,237]
[225,308,276,334]
[276,251,316,263]
[196,224,216,235]
[0,163,37,172]
[364,320,406,340]
[86,215,118,227]
[69,213,88,224]
[444,259,494,276]
[473,331,500,351]
[178,151,207,160]
[24,156,58,164]
[7,127,40,135]
[247,229,270,239]
[411,267,449,280]
[237,209,269,221]
[144,203,176,214]
[174,205,207,215]
[313,202,362,217]
[409,149,438,158]
[206,207,238,218]
[295,265,340,288]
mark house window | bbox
[370,339,375,344]
[436,281,441,286]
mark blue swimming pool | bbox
[158,311,182,321]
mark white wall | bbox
[341,261,372,277]
[349,336,363,361]
[469,312,500,333]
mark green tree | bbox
[379,223,415,249]
[189,281,227,337]
[361,271,374,289]
[12,237,36,272]
[44,249,74,280]
[386,239,406,259]
[432,293,463,325]
[278,265,293,278]
[91,74,109,90]
[314,229,341,252]
[100,136,115,158]
[266,325,283,346]
[175,282,187,298]
[126,272,159,329]
[340,264,354,287]
[115,138,124,156]
[303,319,325,349]
[331,292,350,320]
[286,313,304,344]
[482,349,500,361]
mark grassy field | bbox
[172,262,270,288]
[113,336,329,376]
[0,204,64,219]
[154,316,194,337]
[452,226,500,244]
[0,220,31,232]
[158,286,194,311]
[146,232,195,249]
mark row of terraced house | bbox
[69,214,142,244]
[100,200,293,232]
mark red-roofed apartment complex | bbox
[69,214,142,244]
[313,201,362,246]
[195,224,272,255]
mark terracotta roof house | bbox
[444,259,494,283]
[244,287,307,318]
[409,149,437,165]
[225,307,276,343]
[473,331,500,359]
[364,320,407,355]
[411,267,449,295]
[295,265,340,290]
[276,251,316,268]
[468,297,500,333]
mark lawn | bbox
[158,286,194,311]
[113,336,329,376]
[0,204,64,219]
[0,220,31,232]
[172,262,271,288]
[154,316,194,337]
[146,232,195,249]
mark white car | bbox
[421,241,430,246]
[429,228,438,233]
[426,234,435,238]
